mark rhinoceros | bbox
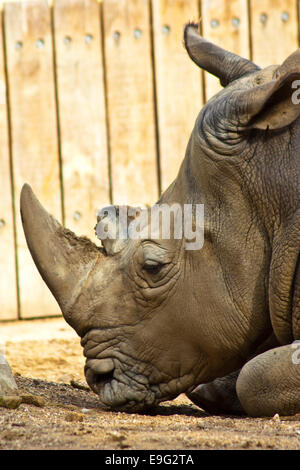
[20,23,300,417]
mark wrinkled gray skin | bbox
[20,24,300,417]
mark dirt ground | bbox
[1,318,300,450]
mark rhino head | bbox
[21,24,300,412]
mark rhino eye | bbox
[143,259,163,274]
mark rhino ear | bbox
[243,70,300,130]
[184,23,260,86]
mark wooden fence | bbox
[0,0,299,320]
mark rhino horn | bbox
[184,23,260,86]
[20,184,102,320]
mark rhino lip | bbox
[84,358,115,394]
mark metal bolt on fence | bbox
[73,211,82,221]
[15,40,23,50]
[232,17,240,28]
[260,13,268,25]
[134,28,142,39]
[210,19,219,29]
[162,25,171,35]
[64,36,72,45]
[84,33,93,44]
[36,38,45,49]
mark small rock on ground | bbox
[0,354,20,408]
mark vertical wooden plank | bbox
[103,0,158,206]
[0,10,18,320]
[54,0,110,240]
[152,0,203,193]
[250,0,298,66]
[4,1,61,318]
[202,0,250,100]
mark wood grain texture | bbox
[54,0,110,240]
[250,0,298,66]
[201,0,250,100]
[152,0,203,192]
[4,0,61,318]
[0,9,18,320]
[102,0,158,206]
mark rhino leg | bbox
[186,334,281,415]
[186,370,244,415]
[236,344,300,417]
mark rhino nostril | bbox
[85,367,114,394]
[84,358,115,394]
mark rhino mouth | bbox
[81,327,193,411]
[84,355,188,412]
[83,351,158,412]
[84,366,157,412]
